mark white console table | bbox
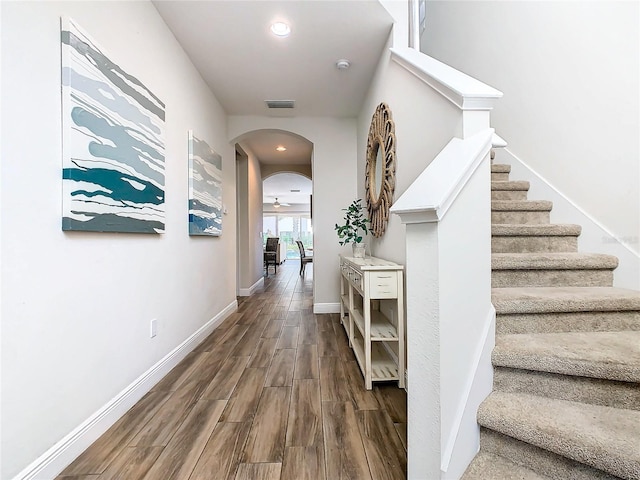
[339,255,405,390]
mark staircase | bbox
[463,163,640,479]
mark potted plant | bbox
[335,199,371,258]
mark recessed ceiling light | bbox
[270,22,291,37]
[276,145,287,152]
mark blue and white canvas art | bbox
[61,18,166,233]
[188,131,223,236]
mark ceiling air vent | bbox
[265,100,295,109]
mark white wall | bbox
[236,153,250,291]
[422,1,640,258]
[248,152,264,285]
[358,33,462,265]
[229,117,358,311]
[236,148,264,292]
[1,2,236,478]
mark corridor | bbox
[57,261,407,480]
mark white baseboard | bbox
[238,277,264,296]
[313,302,340,314]
[14,300,238,480]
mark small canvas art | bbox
[61,18,166,233]
[188,131,223,236]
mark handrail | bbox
[390,47,502,110]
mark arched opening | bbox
[232,129,314,295]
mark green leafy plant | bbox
[335,199,371,245]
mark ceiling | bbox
[153,0,394,202]
[239,130,312,165]
[263,173,312,206]
[153,1,393,118]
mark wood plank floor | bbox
[58,261,407,480]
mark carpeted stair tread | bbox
[492,287,640,314]
[462,451,550,479]
[492,224,582,236]
[480,428,624,480]
[491,164,512,173]
[493,331,640,382]
[492,200,553,211]
[492,252,618,270]
[478,392,640,479]
[492,181,530,191]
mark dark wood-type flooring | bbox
[58,261,407,480]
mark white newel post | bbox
[405,221,442,477]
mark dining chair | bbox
[296,240,313,276]
[264,237,279,275]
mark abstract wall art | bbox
[188,131,223,236]
[61,18,166,233]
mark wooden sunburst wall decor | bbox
[365,102,396,237]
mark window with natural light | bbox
[263,213,312,259]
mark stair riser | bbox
[493,367,640,411]
[491,190,529,201]
[496,311,640,334]
[492,211,550,224]
[492,236,578,253]
[492,270,614,288]
[491,172,510,181]
[479,428,619,480]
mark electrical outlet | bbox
[150,319,157,338]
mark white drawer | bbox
[349,267,363,291]
[368,272,397,298]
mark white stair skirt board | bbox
[14,300,238,480]
[239,276,265,296]
[495,148,640,290]
[441,306,495,479]
[313,303,341,314]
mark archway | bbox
[233,129,314,296]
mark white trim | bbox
[491,133,507,149]
[313,302,340,314]
[441,306,495,472]
[390,47,503,111]
[238,276,264,296]
[392,129,493,224]
[13,300,238,480]
[408,0,420,49]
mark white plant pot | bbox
[352,243,366,258]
